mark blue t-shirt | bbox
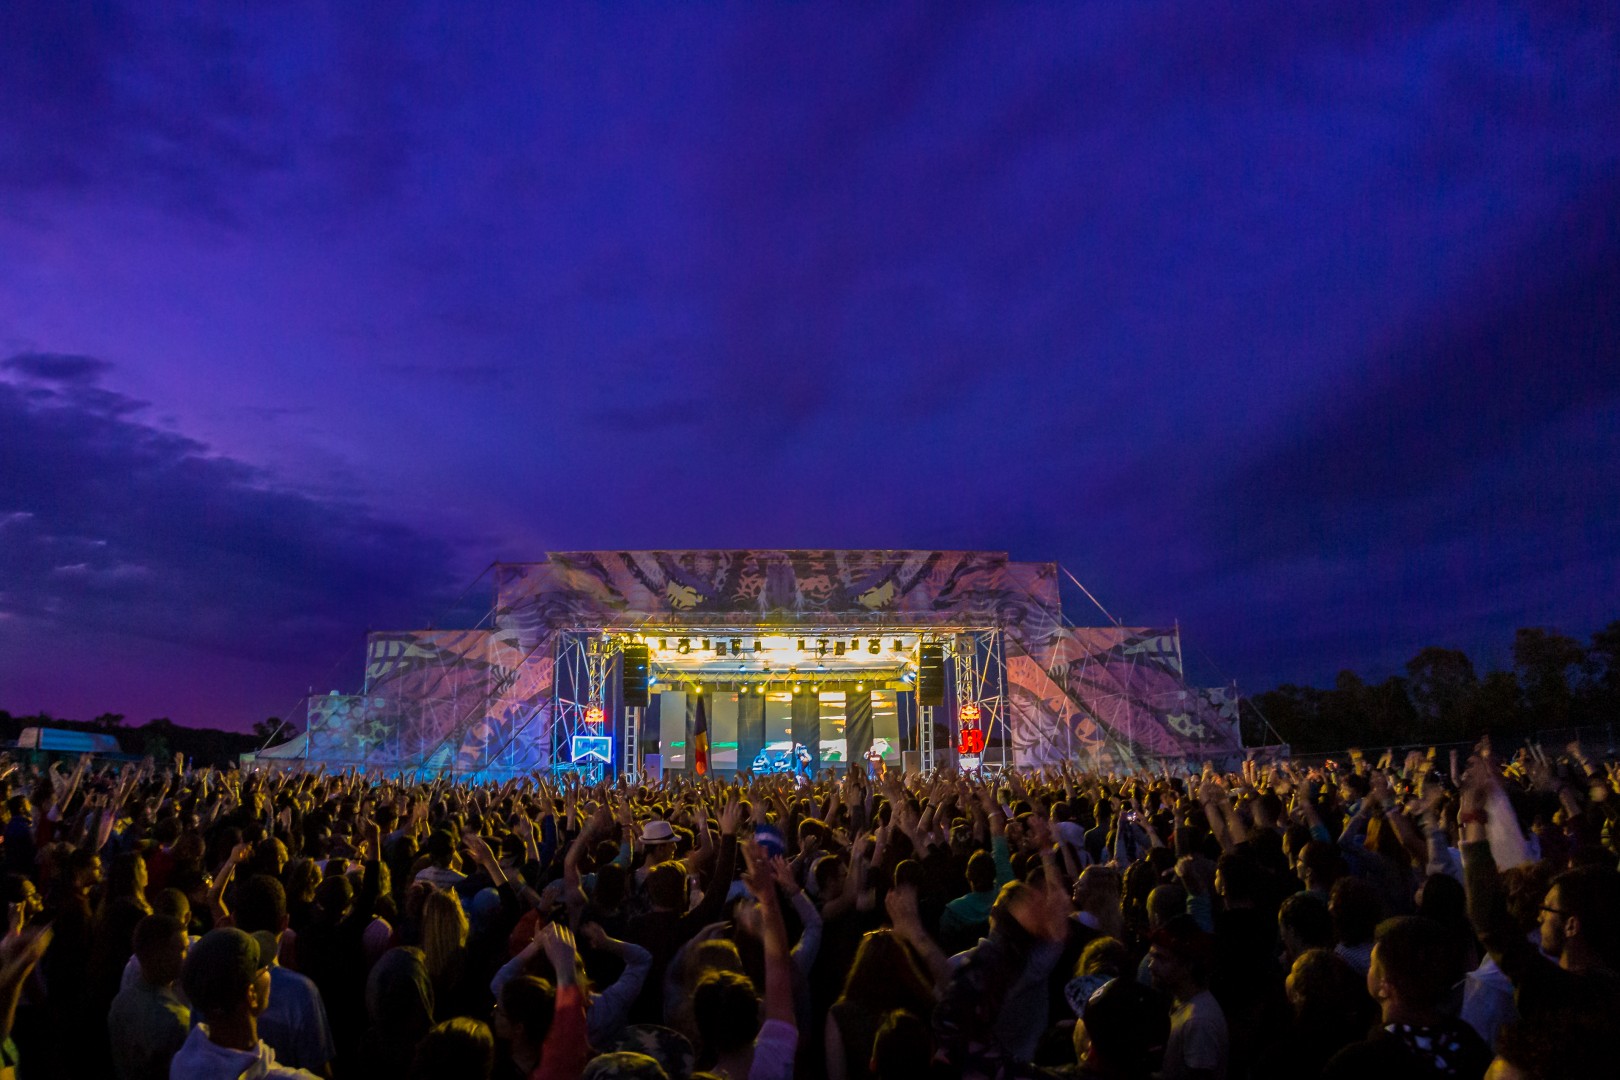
[257,966,335,1072]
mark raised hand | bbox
[718,791,742,836]
[768,855,801,897]
[537,923,579,984]
[885,882,923,931]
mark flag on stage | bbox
[692,693,710,775]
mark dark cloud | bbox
[0,358,468,667]
[2,352,113,385]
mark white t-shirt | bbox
[1162,989,1228,1080]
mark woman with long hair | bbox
[422,887,479,1020]
[825,928,935,1080]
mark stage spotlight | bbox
[731,638,743,654]
[716,641,728,656]
[701,638,711,651]
[835,642,846,656]
[797,638,806,651]
[792,683,801,694]
[692,684,702,694]
[855,682,864,691]
[677,638,691,654]
[892,639,903,651]
[817,638,829,656]
[868,639,880,655]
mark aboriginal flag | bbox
[692,693,710,775]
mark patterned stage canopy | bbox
[291,551,1241,774]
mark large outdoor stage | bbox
[266,551,1242,777]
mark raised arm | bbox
[743,842,796,1027]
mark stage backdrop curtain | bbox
[711,692,739,772]
[791,692,820,775]
[655,691,686,772]
[845,690,873,765]
[737,691,766,773]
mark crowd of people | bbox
[0,738,1616,1080]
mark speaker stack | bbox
[917,642,945,706]
[622,644,650,708]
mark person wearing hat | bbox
[169,927,321,1080]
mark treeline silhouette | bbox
[0,710,265,765]
[1243,620,1620,753]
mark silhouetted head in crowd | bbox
[133,913,188,988]
[1147,915,1213,1002]
[182,927,273,1042]
[1278,892,1335,963]
[1073,976,1170,1079]
[692,970,761,1065]
[1539,864,1620,971]
[1146,883,1188,934]
[233,874,288,936]
[1296,840,1344,895]
[1489,1006,1612,1079]
[869,1009,931,1080]
[409,1017,494,1080]
[1285,948,1368,1026]
[1215,850,1262,908]
[582,1051,669,1080]
[1329,877,1382,948]
[1367,916,1452,1024]
[965,850,997,893]
[836,928,933,1014]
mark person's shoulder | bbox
[1320,1037,1399,1079]
[270,965,319,992]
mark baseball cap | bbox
[182,927,271,1015]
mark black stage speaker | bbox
[622,644,649,708]
[917,642,945,706]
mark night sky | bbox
[2,5,1618,731]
